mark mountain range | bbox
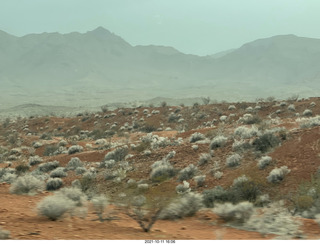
[0,26,320,108]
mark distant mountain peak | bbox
[88,26,113,37]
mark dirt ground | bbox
[0,183,319,240]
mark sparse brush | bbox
[214,171,223,180]
[150,160,176,182]
[37,195,76,221]
[257,156,272,169]
[176,181,191,194]
[226,153,241,167]
[243,201,302,238]
[198,153,211,166]
[252,132,280,153]
[66,157,84,170]
[91,195,110,222]
[10,174,45,195]
[303,109,313,117]
[232,140,252,152]
[28,155,43,166]
[288,104,295,111]
[189,132,206,143]
[38,161,59,172]
[194,175,206,187]
[56,187,87,207]
[267,166,290,183]
[15,164,30,175]
[46,178,63,191]
[104,145,129,162]
[234,126,259,139]
[210,136,228,150]
[137,183,149,192]
[178,164,198,181]
[43,145,59,156]
[300,115,320,128]
[202,186,230,208]
[68,145,83,155]
[0,227,10,240]
[213,201,254,224]
[159,193,203,220]
[75,167,87,175]
[50,167,67,178]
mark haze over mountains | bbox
[1,26,320,109]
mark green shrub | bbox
[253,132,280,153]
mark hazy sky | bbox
[1,0,320,55]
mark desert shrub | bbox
[104,145,129,162]
[133,141,151,153]
[37,195,76,220]
[241,114,261,125]
[46,178,63,191]
[38,161,59,172]
[176,181,191,194]
[294,195,314,212]
[43,145,59,156]
[254,194,271,207]
[226,153,241,167]
[140,124,157,133]
[252,132,280,153]
[213,201,254,223]
[66,157,83,170]
[137,183,149,192]
[189,132,205,143]
[300,115,320,128]
[10,174,45,195]
[75,167,87,175]
[257,156,272,169]
[234,126,259,139]
[30,169,49,181]
[178,164,198,181]
[168,113,180,123]
[194,175,206,187]
[197,153,211,166]
[150,160,176,182]
[202,186,231,208]
[267,166,290,183]
[159,193,203,220]
[79,173,97,194]
[231,177,261,203]
[243,201,301,238]
[303,109,313,117]
[209,135,228,150]
[214,171,223,180]
[56,187,87,207]
[40,132,52,140]
[0,168,17,183]
[0,228,10,240]
[68,145,83,155]
[28,155,43,166]
[50,167,67,178]
[232,140,252,152]
[58,140,68,147]
[288,104,295,111]
[91,195,109,221]
[165,151,176,160]
[89,129,105,140]
[15,164,30,175]
[100,159,116,169]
